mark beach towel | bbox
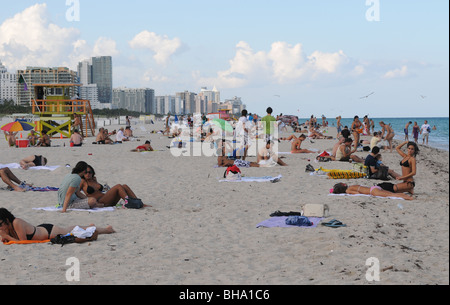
[328,193,405,200]
[3,240,50,245]
[257,216,323,228]
[219,175,282,183]
[33,206,116,212]
[0,163,60,171]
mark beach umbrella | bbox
[1,121,35,132]
[211,119,234,132]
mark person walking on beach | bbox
[261,107,277,141]
[404,121,413,141]
[420,120,431,145]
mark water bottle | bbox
[285,216,313,227]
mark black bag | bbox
[370,165,390,181]
[51,234,76,247]
[125,198,144,209]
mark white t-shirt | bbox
[421,124,431,134]
[116,130,127,142]
[237,116,248,136]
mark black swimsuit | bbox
[26,224,54,240]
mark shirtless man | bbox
[95,128,112,144]
[4,131,18,147]
[28,130,38,146]
[335,138,365,163]
[291,134,315,154]
[217,144,259,168]
[319,137,345,161]
[36,132,51,147]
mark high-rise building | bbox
[176,91,197,114]
[0,60,17,103]
[16,66,77,106]
[155,95,183,115]
[77,56,112,104]
[113,87,155,113]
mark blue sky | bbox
[1,0,448,117]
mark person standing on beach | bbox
[412,122,420,144]
[420,120,431,145]
[404,121,413,141]
[336,116,342,138]
[261,107,277,141]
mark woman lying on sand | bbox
[0,208,115,243]
[81,165,149,208]
[20,155,47,170]
[331,182,413,200]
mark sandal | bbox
[321,219,347,228]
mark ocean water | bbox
[299,117,449,151]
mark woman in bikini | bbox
[385,141,418,194]
[81,165,148,207]
[351,116,364,150]
[20,155,48,170]
[331,183,413,200]
[0,208,115,243]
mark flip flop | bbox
[321,219,347,228]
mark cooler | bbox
[16,139,29,148]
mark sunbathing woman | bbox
[389,141,419,194]
[331,182,413,200]
[0,208,115,243]
[291,134,315,154]
[81,165,148,207]
[20,155,47,170]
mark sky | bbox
[0,0,448,118]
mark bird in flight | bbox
[420,95,426,99]
[274,95,280,98]
[360,92,375,99]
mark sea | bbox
[299,117,449,151]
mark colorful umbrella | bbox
[211,119,234,132]
[1,121,35,132]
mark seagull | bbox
[360,92,375,99]
[274,95,280,98]
[420,95,426,99]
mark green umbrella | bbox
[211,119,234,132]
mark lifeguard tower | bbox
[31,84,96,138]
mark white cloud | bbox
[129,31,182,65]
[195,41,353,89]
[0,4,119,71]
[383,65,409,79]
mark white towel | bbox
[0,163,60,171]
[219,175,282,183]
[328,193,405,200]
[33,206,116,212]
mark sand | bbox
[0,118,448,285]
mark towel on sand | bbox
[257,216,323,228]
[3,240,50,245]
[0,163,60,171]
[219,175,282,183]
[328,193,405,200]
[33,206,115,212]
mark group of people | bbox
[4,130,51,147]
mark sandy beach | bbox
[0,118,448,285]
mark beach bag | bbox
[353,163,369,176]
[125,198,144,209]
[224,165,241,181]
[370,165,390,181]
[302,204,330,218]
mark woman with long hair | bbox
[331,183,413,200]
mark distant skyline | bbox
[0,0,448,117]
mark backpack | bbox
[369,165,390,181]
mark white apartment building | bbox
[0,60,17,103]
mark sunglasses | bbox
[85,171,93,174]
